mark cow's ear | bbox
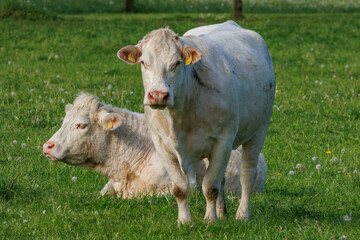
[182,46,202,66]
[101,113,122,131]
[65,104,73,113]
[117,45,141,64]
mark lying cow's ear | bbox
[101,113,122,131]
[117,45,142,64]
[182,46,202,66]
[65,104,73,113]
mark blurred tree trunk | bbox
[233,0,243,19]
[125,0,134,12]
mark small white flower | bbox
[288,170,294,175]
[310,47,314,51]
[332,75,336,78]
[13,140,18,144]
[341,149,345,154]
[56,75,60,78]
[23,219,28,223]
[107,84,112,91]
[42,210,46,215]
[102,92,106,96]
[61,99,65,103]
[312,157,317,161]
[296,164,302,169]
[129,91,134,95]
[11,91,15,96]
[21,143,26,147]
[227,195,236,200]
[8,61,12,64]
[2,221,6,225]
[7,208,11,212]
[38,95,42,99]
[59,88,64,92]
[345,65,349,68]
[34,184,39,189]
[339,235,347,240]
[71,176,77,182]
[320,64,324,68]
[353,169,357,174]
[20,210,24,215]
[14,116,19,120]
[8,157,12,160]
[54,54,59,59]
[94,211,99,216]
[316,164,321,170]
[315,80,319,84]
[343,215,351,221]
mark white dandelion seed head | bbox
[288,170,294,175]
[312,157,317,161]
[353,169,357,174]
[320,64,324,68]
[56,75,60,78]
[21,143,26,147]
[42,210,46,215]
[296,164,302,169]
[341,149,345,154]
[316,164,321,170]
[94,211,99,215]
[339,235,347,240]
[14,116,19,120]
[71,176,77,182]
[343,215,351,221]
[59,88,64,92]
[13,140,18,144]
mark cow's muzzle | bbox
[147,91,170,108]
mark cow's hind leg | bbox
[216,177,227,218]
[236,128,267,221]
[202,143,232,222]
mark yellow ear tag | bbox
[106,121,113,129]
[128,56,135,63]
[185,55,192,66]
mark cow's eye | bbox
[76,123,88,130]
[140,60,146,68]
[172,61,181,69]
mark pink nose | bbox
[43,141,55,154]
[147,91,170,105]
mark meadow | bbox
[1,0,360,239]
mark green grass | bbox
[1,4,360,240]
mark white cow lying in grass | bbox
[43,93,267,198]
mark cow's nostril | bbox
[46,141,55,149]
[163,92,170,102]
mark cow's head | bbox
[117,28,202,109]
[43,94,122,167]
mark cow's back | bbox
[182,21,275,147]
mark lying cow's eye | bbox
[140,60,146,68]
[76,123,88,130]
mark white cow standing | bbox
[118,21,275,223]
[43,94,267,198]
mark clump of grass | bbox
[0,0,57,20]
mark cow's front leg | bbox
[160,156,192,224]
[202,143,232,222]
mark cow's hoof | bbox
[235,209,250,222]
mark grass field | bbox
[1,1,360,239]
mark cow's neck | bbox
[93,111,155,180]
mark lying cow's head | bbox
[117,28,202,109]
[43,94,122,167]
